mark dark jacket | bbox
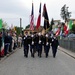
[29,36,35,45]
[0,37,2,48]
[43,36,52,46]
[4,35,9,43]
[38,35,43,45]
[23,35,29,46]
[51,37,59,48]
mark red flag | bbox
[36,3,41,29]
[64,20,73,35]
[55,28,60,36]
[64,25,67,31]
[64,25,68,35]
[64,29,69,35]
[64,25,69,35]
[30,3,34,30]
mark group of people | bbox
[0,31,22,58]
[23,32,59,58]
[0,30,59,59]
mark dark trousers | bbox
[38,44,42,57]
[44,45,50,57]
[30,45,35,57]
[13,43,17,50]
[52,46,57,57]
[35,44,38,52]
[24,45,29,57]
[4,43,9,56]
[9,43,12,52]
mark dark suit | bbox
[30,35,36,57]
[37,35,43,57]
[23,35,29,57]
[51,37,59,58]
[4,35,10,56]
[43,35,51,57]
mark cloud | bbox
[0,0,75,28]
[0,0,30,28]
[0,0,30,17]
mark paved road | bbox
[0,48,75,75]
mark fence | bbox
[58,39,75,52]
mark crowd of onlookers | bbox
[0,31,22,59]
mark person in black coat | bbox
[23,32,29,57]
[8,33,12,52]
[37,33,43,57]
[51,35,59,58]
[29,34,35,58]
[4,32,10,56]
[43,33,52,58]
[0,32,2,58]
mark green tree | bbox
[25,24,30,29]
[60,4,71,22]
[15,26,23,36]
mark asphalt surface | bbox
[0,47,75,75]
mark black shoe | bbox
[46,54,48,58]
[46,55,48,58]
[32,54,34,58]
[38,54,39,56]
[53,55,55,58]
[26,55,28,58]
[24,55,28,58]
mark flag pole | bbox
[46,20,48,42]
[32,0,34,34]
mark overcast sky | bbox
[0,0,75,28]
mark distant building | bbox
[54,20,61,25]
[68,19,75,24]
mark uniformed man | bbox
[34,33,39,52]
[51,34,59,58]
[43,33,51,58]
[30,33,35,58]
[37,32,43,57]
[23,32,29,57]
